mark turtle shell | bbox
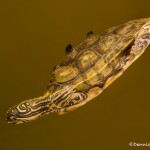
[50,18,149,92]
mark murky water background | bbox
[0,0,150,150]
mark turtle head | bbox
[6,96,50,124]
[6,106,22,124]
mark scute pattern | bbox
[97,34,120,54]
[75,50,99,70]
[54,64,79,83]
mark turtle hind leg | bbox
[130,23,150,55]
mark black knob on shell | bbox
[65,44,73,54]
[86,31,93,38]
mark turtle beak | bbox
[6,107,23,124]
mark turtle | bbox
[6,18,150,124]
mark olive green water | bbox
[1,0,150,150]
